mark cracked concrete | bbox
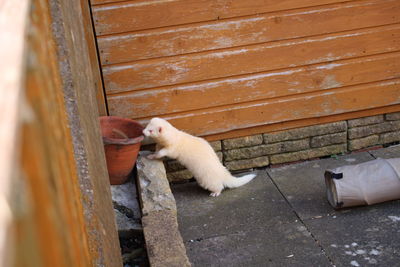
[172,145,400,266]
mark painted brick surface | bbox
[263,122,346,143]
[223,134,263,149]
[347,115,384,127]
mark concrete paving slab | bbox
[305,200,400,267]
[267,152,375,220]
[370,144,400,159]
[172,170,298,241]
[172,147,400,267]
[184,221,332,267]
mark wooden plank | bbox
[205,104,400,141]
[134,79,400,137]
[107,52,400,119]
[92,0,351,35]
[80,0,108,116]
[103,24,400,94]
[98,0,400,64]
[91,0,123,5]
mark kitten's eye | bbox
[149,130,153,133]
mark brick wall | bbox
[165,112,400,182]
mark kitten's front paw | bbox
[210,192,221,197]
[146,154,158,160]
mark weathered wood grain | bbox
[91,0,123,5]
[131,79,400,137]
[98,0,400,64]
[92,0,352,35]
[107,52,400,119]
[92,0,400,141]
[80,0,108,115]
[206,105,400,141]
[103,24,400,94]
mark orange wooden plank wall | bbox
[91,0,400,139]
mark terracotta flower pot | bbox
[100,116,144,185]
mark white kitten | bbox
[143,118,256,197]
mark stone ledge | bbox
[385,112,400,121]
[136,153,177,215]
[347,115,384,127]
[263,121,346,143]
[224,139,309,161]
[348,135,379,151]
[142,210,191,267]
[270,144,347,164]
[348,121,400,139]
[167,169,193,182]
[225,156,269,171]
[209,140,222,152]
[224,145,268,161]
[380,131,400,145]
[222,134,263,149]
[310,132,346,148]
[136,152,191,266]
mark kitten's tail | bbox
[223,174,256,189]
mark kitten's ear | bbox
[158,127,162,133]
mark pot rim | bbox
[103,135,144,145]
[100,116,144,145]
